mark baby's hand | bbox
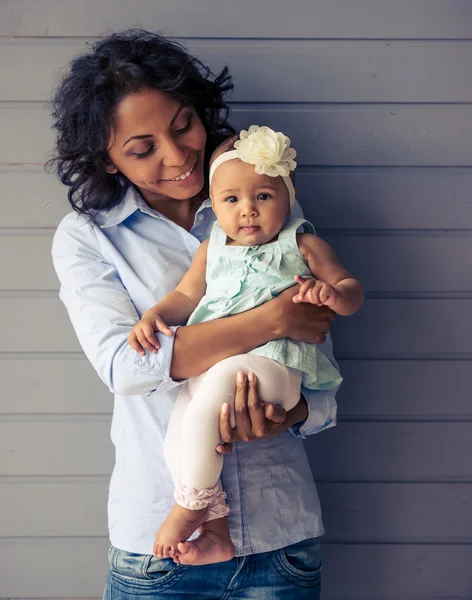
[128,312,174,356]
[293,275,338,308]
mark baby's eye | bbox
[225,196,238,204]
[257,193,271,200]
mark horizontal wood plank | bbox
[4,39,472,103]
[1,357,470,420]
[1,0,471,38]
[336,360,472,420]
[321,543,472,599]
[1,420,470,480]
[3,166,472,230]
[318,482,472,543]
[0,538,110,597]
[306,422,472,482]
[3,104,472,166]
[0,479,108,537]
[322,232,472,294]
[331,298,472,359]
[2,479,470,543]
[298,167,472,230]
[0,418,114,476]
[0,167,69,227]
[1,538,471,598]
[1,297,470,357]
[0,357,111,414]
[4,231,472,293]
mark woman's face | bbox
[107,88,207,206]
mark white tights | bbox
[164,354,302,520]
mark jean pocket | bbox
[109,547,188,594]
[271,538,322,587]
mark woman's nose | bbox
[161,136,188,167]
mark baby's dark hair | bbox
[209,134,239,167]
[209,132,296,183]
[48,28,235,216]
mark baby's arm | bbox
[294,233,364,317]
[128,240,209,355]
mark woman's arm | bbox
[170,284,335,380]
[53,214,333,396]
[52,214,183,397]
[141,240,209,326]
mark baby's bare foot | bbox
[176,517,235,566]
[153,503,208,559]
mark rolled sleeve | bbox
[289,334,340,439]
[290,386,338,439]
[134,326,184,397]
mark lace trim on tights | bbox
[174,481,230,519]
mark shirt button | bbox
[235,268,244,276]
[198,214,204,221]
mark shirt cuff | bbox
[289,385,339,439]
[132,326,184,396]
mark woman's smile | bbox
[161,161,197,184]
[107,88,207,210]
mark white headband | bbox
[209,125,297,206]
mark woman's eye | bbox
[226,196,238,204]
[175,115,193,135]
[133,145,155,159]
[257,193,271,200]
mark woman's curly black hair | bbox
[48,29,235,216]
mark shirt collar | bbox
[94,184,213,229]
[197,198,213,212]
[94,184,142,228]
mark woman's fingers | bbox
[303,305,335,343]
[216,442,233,455]
[264,402,287,424]
[234,371,252,441]
[246,373,267,437]
[217,403,237,453]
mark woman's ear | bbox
[106,164,119,174]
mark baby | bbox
[128,125,364,566]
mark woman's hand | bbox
[269,284,336,344]
[216,371,308,454]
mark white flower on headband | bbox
[234,125,297,178]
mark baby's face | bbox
[210,159,290,246]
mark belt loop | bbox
[142,553,152,578]
[109,546,118,571]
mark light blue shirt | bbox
[52,184,338,556]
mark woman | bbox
[50,29,337,599]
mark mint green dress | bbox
[187,217,342,390]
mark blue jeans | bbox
[104,537,322,599]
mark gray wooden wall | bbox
[1,1,471,598]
